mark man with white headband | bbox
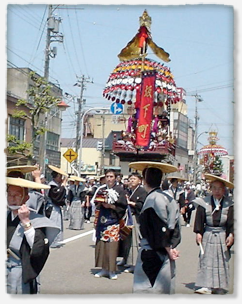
[6,177,60,294]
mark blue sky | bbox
[6,2,235,155]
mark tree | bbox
[7,71,61,160]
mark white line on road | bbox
[59,229,95,244]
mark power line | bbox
[175,61,233,80]
[29,7,48,67]
[65,9,83,75]
[59,13,78,78]
[7,48,59,85]
[35,7,48,51]
[8,6,40,30]
[14,5,44,28]
[74,7,89,77]
[186,83,233,95]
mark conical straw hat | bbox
[129,161,178,174]
[167,176,187,182]
[6,177,50,189]
[69,175,86,182]
[48,165,68,177]
[204,173,234,189]
[6,165,38,175]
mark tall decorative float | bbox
[103,10,183,163]
[198,130,228,176]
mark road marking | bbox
[59,229,95,244]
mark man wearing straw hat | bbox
[129,162,181,294]
[166,176,186,212]
[6,177,60,294]
[46,165,68,248]
[181,181,196,227]
[192,173,234,295]
[7,164,46,215]
[67,175,86,230]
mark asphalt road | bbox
[39,212,234,296]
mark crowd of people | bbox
[6,162,234,295]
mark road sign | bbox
[110,102,123,115]
[63,148,78,163]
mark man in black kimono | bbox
[167,177,186,212]
[46,165,68,247]
[118,172,147,272]
[6,177,60,294]
[84,177,97,223]
[7,165,46,215]
[181,182,196,227]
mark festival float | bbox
[103,10,183,162]
[198,130,228,176]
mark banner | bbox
[136,71,155,147]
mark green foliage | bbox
[16,99,28,106]
[7,134,32,157]
[211,155,223,176]
[11,110,29,119]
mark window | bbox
[46,132,59,151]
[9,116,25,141]
[109,153,115,166]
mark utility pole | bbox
[100,115,106,174]
[44,5,52,80]
[39,5,63,175]
[74,75,93,172]
[192,93,203,184]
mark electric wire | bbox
[7,6,40,30]
[14,5,44,28]
[28,7,48,69]
[65,8,83,75]
[74,7,90,77]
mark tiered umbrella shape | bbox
[103,58,180,107]
[198,131,228,156]
[198,144,228,156]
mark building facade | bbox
[7,67,64,173]
[60,100,192,178]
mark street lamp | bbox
[78,107,110,176]
[192,94,203,184]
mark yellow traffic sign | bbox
[63,148,78,163]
